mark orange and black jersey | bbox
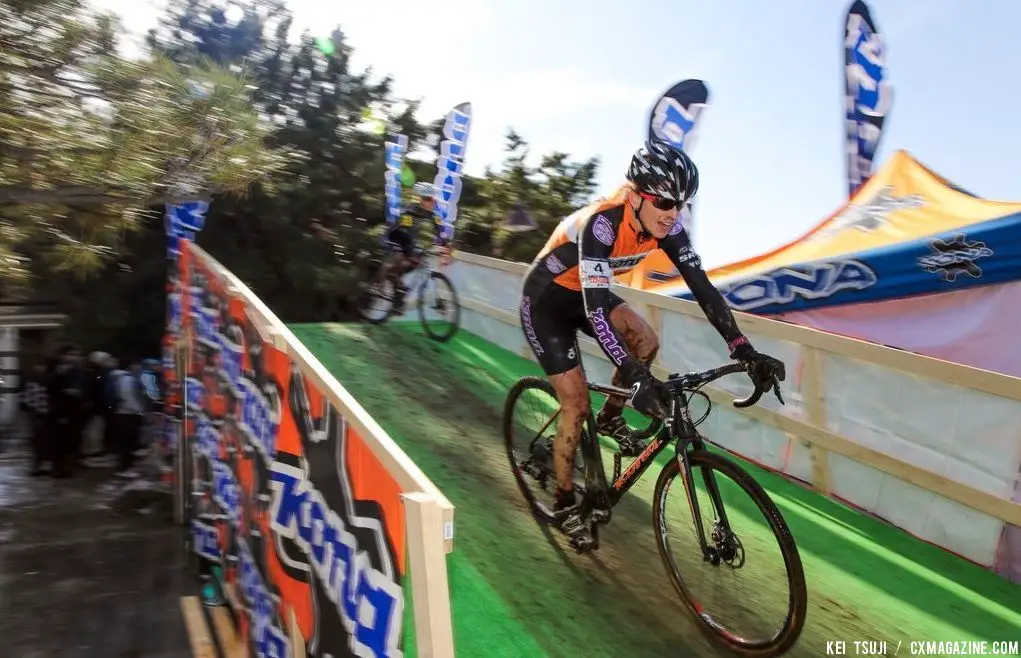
[524,189,744,379]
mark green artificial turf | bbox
[289,321,1021,657]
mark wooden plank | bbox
[179,596,216,658]
[211,606,247,658]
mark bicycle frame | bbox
[578,380,704,510]
[397,247,443,292]
[576,360,752,554]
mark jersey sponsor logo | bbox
[580,259,611,288]
[607,253,650,273]
[588,307,627,366]
[520,296,544,355]
[592,215,616,246]
[721,260,877,311]
[546,253,566,274]
[673,246,700,267]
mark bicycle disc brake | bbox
[707,521,745,568]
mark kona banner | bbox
[844,0,893,198]
[172,242,407,658]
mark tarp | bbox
[629,150,1021,316]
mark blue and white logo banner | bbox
[165,200,209,258]
[432,102,472,237]
[384,133,409,226]
[845,0,893,198]
[647,79,710,241]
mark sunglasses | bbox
[638,192,685,211]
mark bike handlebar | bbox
[664,362,785,408]
[599,362,785,411]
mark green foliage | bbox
[2,0,605,357]
[0,0,282,286]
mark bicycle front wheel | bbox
[652,449,807,656]
[418,271,460,342]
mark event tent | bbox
[627,150,1021,378]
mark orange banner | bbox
[169,241,407,658]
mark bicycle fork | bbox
[673,434,740,566]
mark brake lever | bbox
[772,376,785,406]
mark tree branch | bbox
[0,185,214,207]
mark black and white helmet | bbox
[626,139,699,204]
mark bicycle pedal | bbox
[569,534,599,553]
[616,441,646,458]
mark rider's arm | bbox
[578,215,644,380]
[433,219,452,247]
[659,231,749,351]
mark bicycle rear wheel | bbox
[652,449,807,656]
[504,377,595,524]
[418,271,460,342]
[355,265,397,325]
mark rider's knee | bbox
[640,337,660,365]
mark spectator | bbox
[82,352,116,467]
[20,362,50,476]
[111,359,145,478]
[48,347,81,478]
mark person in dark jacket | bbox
[20,362,50,476]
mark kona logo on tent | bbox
[919,234,993,282]
[813,186,924,241]
[722,260,877,311]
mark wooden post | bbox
[402,492,456,658]
[800,348,831,495]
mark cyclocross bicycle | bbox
[355,245,461,342]
[503,356,807,656]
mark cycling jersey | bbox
[387,203,450,257]
[521,186,744,378]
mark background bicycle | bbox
[354,243,461,342]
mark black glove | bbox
[622,365,672,420]
[730,340,786,392]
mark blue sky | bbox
[97,0,1021,268]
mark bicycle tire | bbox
[503,376,559,524]
[354,263,396,325]
[652,449,807,656]
[418,271,460,342]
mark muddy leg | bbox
[547,365,590,503]
[597,304,660,422]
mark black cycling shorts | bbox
[387,227,418,258]
[519,267,625,376]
